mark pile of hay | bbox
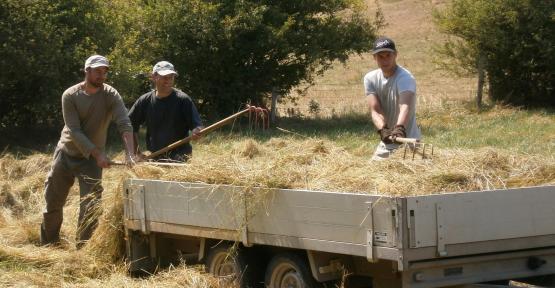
[0,139,553,286]
[130,138,555,196]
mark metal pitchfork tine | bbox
[394,137,434,160]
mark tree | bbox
[99,0,154,104]
[0,0,115,128]
[433,0,555,107]
[148,0,382,118]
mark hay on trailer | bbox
[123,139,555,196]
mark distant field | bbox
[281,0,476,117]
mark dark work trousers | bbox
[41,148,103,247]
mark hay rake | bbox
[394,137,434,160]
[248,105,270,131]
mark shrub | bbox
[148,0,382,118]
[433,0,555,107]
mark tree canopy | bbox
[0,0,115,127]
[433,0,555,106]
[147,0,379,117]
[0,0,380,128]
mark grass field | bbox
[1,0,554,287]
[282,0,476,117]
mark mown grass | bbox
[177,103,554,158]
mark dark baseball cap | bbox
[372,37,396,54]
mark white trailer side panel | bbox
[247,188,375,244]
[406,186,555,252]
[126,180,244,231]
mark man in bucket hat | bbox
[41,55,137,248]
[363,37,421,160]
[128,61,203,162]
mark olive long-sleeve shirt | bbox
[56,83,133,159]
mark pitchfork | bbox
[110,104,269,165]
[393,137,434,160]
[146,104,269,160]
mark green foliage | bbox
[99,0,154,104]
[0,0,115,127]
[1,0,380,127]
[308,99,321,115]
[433,0,555,107]
[148,0,380,118]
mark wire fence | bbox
[274,80,478,119]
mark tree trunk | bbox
[270,89,280,124]
[476,54,485,110]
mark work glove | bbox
[391,125,406,141]
[378,125,393,144]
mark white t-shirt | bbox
[363,65,421,139]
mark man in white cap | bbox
[363,37,421,160]
[128,61,203,162]
[41,55,136,247]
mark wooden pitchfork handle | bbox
[108,160,187,167]
[145,106,254,160]
[393,137,420,144]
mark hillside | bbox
[284,0,476,116]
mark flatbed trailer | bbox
[123,179,555,287]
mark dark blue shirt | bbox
[128,89,202,161]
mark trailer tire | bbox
[205,244,257,288]
[265,252,322,288]
[126,230,156,275]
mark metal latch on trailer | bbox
[364,201,376,262]
[125,184,149,234]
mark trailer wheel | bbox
[265,253,322,288]
[126,230,155,275]
[205,244,256,287]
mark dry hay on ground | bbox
[0,153,226,287]
[0,141,553,287]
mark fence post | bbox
[476,54,485,110]
[270,88,280,124]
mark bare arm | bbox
[396,90,414,127]
[132,132,141,154]
[367,93,387,130]
[122,131,137,165]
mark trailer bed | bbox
[124,180,555,269]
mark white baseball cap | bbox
[84,55,110,70]
[152,61,178,76]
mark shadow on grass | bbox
[0,114,374,156]
[0,125,61,155]
[3,105,552,155]
[208,113,375,142]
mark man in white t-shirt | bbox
[363,37,421,160]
